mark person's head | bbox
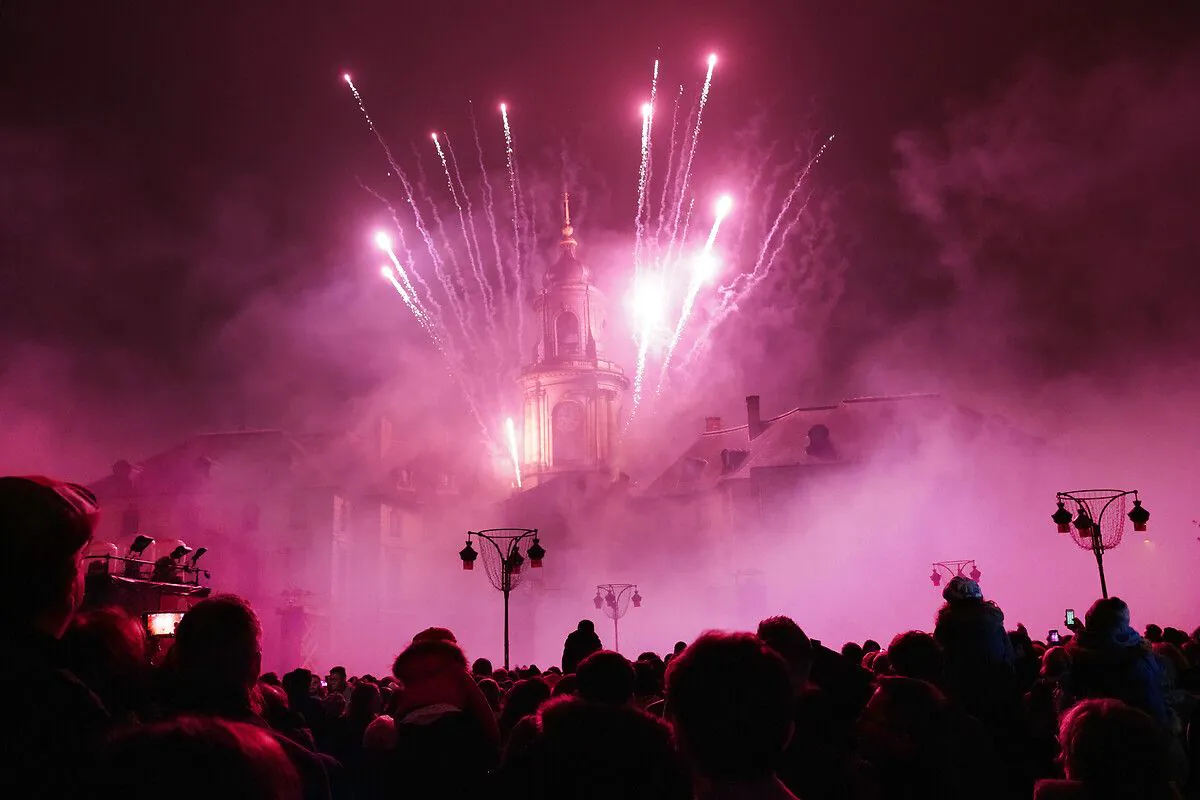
[172,595,262,698]
[870,651,891,676]
[256,682,291,730]
[857,677,953,763]
[534,696,691,799]
[259,672,281,687]
[841,641,864,664]
[500,677,551,732]
[63,606,147,715]
[346,680,381,719]
[327,665,347,690]
[281,669,313,700]
[392,637,469,711]
[1040,645,1072,678]
[665,632,793,784]
[577,619,595,633]
[862,639,882,654]
[633,659,663,699]
[576,650,636,705]
[412,626,456,643]
[471,657,493,678]
[941,575,983,604]
[551,673,578,697]
[1058,699,1172,796]
[757,615,814,688]
[0,476,98,636]
[99,716,300,800]
[322,693,346,718]
[477,677,502,711]
[1144,623,1162,643]
[673,641,687,655]
[1084,597,1132,634]
[887,631,943,684]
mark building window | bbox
[556,312,581,356]
[552,401,586,466]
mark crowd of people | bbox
[2,474,1198,799]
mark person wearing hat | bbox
[0,476,110,797]
[933,575,1017,729]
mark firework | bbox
[504,416,522,489]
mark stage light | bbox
[190,547,208,565]
[1052,501,1073,534]
[631,589,642,608]
[169,544,192,561]
[526,538,545,568]
[459,540,478,570]
[129,535,154,556]
[1127,499,1149,532]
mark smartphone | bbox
[1047,628,1061,645]
[1065,608,1076,627]
[145,612,184,637]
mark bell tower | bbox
[518,194,629,488]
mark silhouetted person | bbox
[1066,597,1170,727]
[0,476,109,798]
[161,594,333,800]
[562,619,602,674]
[667,631,799,799]
[887,630,944,685]
[576,650,635,705]
[63,605,148,723]
[934,576,1016,720]
[97,716,301,799]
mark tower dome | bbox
[543,194,590,286]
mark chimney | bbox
[704,416,722,432]
[746,395,766,440]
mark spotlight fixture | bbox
[129,535,155,557]
[169,544,193,561]
[189,547,208,565]
[459,540,478,571]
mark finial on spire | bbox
[560,191,577,255]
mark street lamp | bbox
[929,560,982,588]
[594,583,641,653]
[1052,490,1148,599]
[459,528,543,669]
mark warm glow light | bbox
[641,102,652,118]
[631,276,667,326]
[431,131,439,142]
[499,102,507,112]
[374,231,392,251]
[707,53,718,68]
[715,194,733,218]
[342,73,352,84]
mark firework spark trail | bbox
[344,75,479,348]
[652,84,684,253]
[627,273,667,421]
[666,55,717,263]
[469,104,511,344]
[500,103,527,355]
[361,183,447,327]
[632,60,659,275]
[443,132,492,311]
[681,136,836,369]
[655,196,732,393]
[504,416,522,489]
[434,132,499,351]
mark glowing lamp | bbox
[593,592,603,609]
[1051,501,1073,534]
[1127,499,1149,532]
[929,569,941,587]
[968,565,982,582]
[527,539,545,568]
[631,590,642,608]
[459,540,478,570]
[1074,511,1095,536]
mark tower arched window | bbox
[555,312,581,356]
[552,401,586,466]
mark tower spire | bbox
[560,192,577,256]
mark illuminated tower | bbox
[518,195,629,488]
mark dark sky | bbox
[2,1,1199,474]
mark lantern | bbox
[1074,511,1094,537]
[929,569,941,587]
[1127,499,1149,533]
[631,589,642,608]
[527,539,546,568]
[459,540,478,570]
[968,565,982,582]
[593,592,603,609]
[1051,501,1073,534]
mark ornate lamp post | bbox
[929,559,982,587]
[459,528,544,669]
[592,583,641,654]
[1052,490,1149,599]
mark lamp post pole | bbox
[1052,490,1148,600]
[593,583,641,654]
[459,528,544,669]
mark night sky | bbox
[3,1,1199,475]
